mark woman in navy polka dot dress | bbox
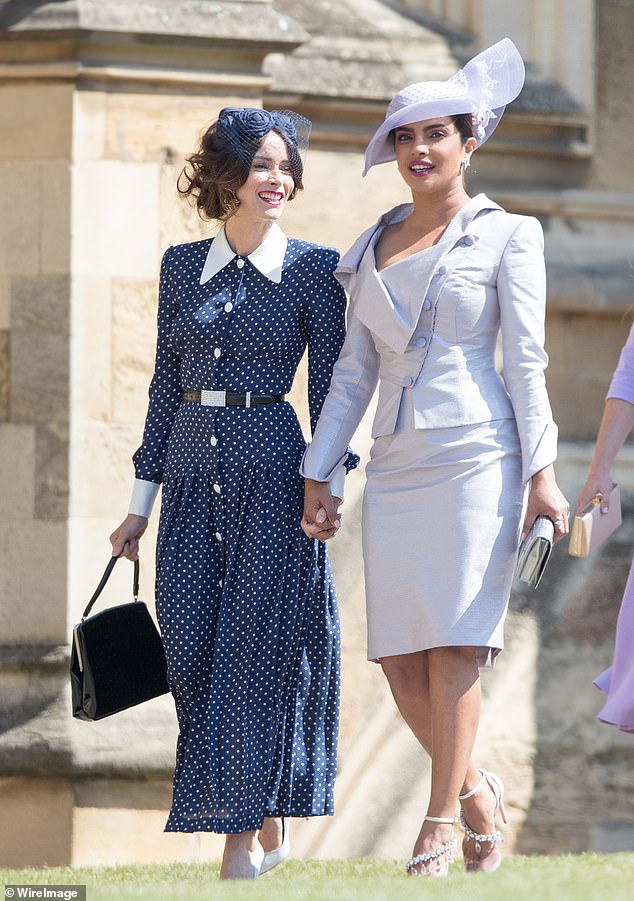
[110,108,356,879]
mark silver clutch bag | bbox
[515,515,555,589]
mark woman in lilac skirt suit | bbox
[578,322,634,733]
[302,39,569,877]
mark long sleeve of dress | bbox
[607,322,634,403]
[498,217,558,483]
[301,291,381,482]
[302,249,359,493]
[304,250,348,432]
[132,246,182,486]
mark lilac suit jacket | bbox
[302,193,558,485]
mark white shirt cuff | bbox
[128,479,160,518]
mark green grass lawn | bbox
[2,855,633,901]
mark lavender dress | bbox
[593,322,634,732]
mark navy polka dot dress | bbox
[133,235,347,834]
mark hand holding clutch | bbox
[515,515,555,589]
[568,484,622,557]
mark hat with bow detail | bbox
[363,38,525,176]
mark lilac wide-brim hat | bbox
[363,38,525,176]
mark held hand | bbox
[521,465,570,543]
[109,514,149,561]
[302,479,342,542]
[577,469,614,515]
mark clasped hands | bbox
[301,479,343,541]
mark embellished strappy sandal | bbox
[458,769,507,873]
[405,815,458,878]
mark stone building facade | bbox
[0,0,633,867]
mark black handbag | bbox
[70,555,170,721]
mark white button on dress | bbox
[236,258,245,269]
[210,435,218,447]
[214,348,222,359]
[224,302,233,313]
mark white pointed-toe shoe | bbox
[259,817,290,875]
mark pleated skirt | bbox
[362,394,525,666]
[155,401,340,833]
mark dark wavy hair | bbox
[452,113,475,144]
[178,118,304,222]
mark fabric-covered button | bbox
[210,435,218,447]
[214,347,222,359]
[438,265,447,276]
[213,483,221,494]
[403,376,414,387]
[415,336,428,347]
[423,299,432,311]
[224,302,233,313]
[236,258,245,269]
[463,234,476,246]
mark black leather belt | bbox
[182,390,285,407]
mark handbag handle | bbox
[81,555,140,620]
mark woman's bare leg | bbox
[380,647,499,869]
[259,817,284,852]
[380,650,482,792]
[219,830,261,880]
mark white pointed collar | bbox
[199,222,288,285]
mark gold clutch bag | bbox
[568,484,622,557]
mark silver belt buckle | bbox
[200,389,226,407]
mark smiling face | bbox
[392,116,476,196]
[234,130,296,223]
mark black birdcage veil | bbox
[213,107,311,180]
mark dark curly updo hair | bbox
[178,108,305,222]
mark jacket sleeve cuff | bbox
[329,463,346,502]
[128,479,160,518]
[524,422,559,483]
[300,445,349,483]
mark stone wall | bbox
[0,77,73,648]
[593,0,634,190]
